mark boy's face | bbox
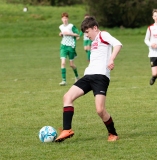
[152,12,157,23]
[61,16,68,24]
[84,26,98,41]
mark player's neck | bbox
[63,23,68,26]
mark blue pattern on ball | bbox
[39,126,57,142]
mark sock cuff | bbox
[63,106,74,112]
[104,117,113,125]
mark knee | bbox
[61,62,66,67]
[96,106,108,117]
[63,93,68,102]
[63,93,72,103]
[69,64,73,68]
[96,107,103,116]
[70,64,75,69]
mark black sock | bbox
[152,76,157,80]
[104,117,118,136]
[63,106,74,130]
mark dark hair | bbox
[81,16,99,32]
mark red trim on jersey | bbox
[99,31,110,45]
[148,24,154,36]
[63,106,74,112]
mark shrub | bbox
[84,0,157,28]
[6,0,83,6]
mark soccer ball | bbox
[39,126,57,142]
[23,7,28,12]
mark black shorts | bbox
[150,57,157,67]
[74,74,110,96]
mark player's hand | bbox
[59,33,63,37]
[107,60,114,70]
[151,43,157,48]
[76,37,80,40]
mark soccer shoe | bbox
[59,81,67,86]
[150,77,156,85]
[75,77,79,82]
[55,129,74,142]
[108,133,119,142]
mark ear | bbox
[93,26,98,31]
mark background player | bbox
[59,12,79,86]
[79,14,92,62]
[144,9,157,85]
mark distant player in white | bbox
[55,16,122,142]
[144,9,157,85]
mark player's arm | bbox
[59,26,63,37]
[71,25,79,37]
[62,25,79,37]
[59,32,63,37]
[108,45,122,70]
[79,31,83,37]
[62,31,79,37]
[144,28,157,48]
[144,28,151,47]
[102,32,122,70]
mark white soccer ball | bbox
[39,126,57,142]
[23,7,28,12]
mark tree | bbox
[84,0,157,28]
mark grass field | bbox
[1,2,157,160]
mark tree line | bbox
[7,0,157,28]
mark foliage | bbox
[0,3,148,39]
[50,0,83,6]
[5,0,83,6]
[84,0,157,28]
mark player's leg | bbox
[69,47,79,82]
[55,76,91,142]
[95,95,118,141]
[59,45,67,86]
[92,75,118,141]
[150,57,157,85]
[59,58,66,85]
[69,60,79,82]
[55,86,84,142]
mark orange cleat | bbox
[55,129,74,142]
[108,133,119,142]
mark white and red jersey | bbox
[144,23,157,57]
[84,31,122,79]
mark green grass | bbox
[1,2,157,160]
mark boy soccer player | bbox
[79,14,92,62]
[144,9,157,85]
[59,12,79,86]
[55,16,122,142]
